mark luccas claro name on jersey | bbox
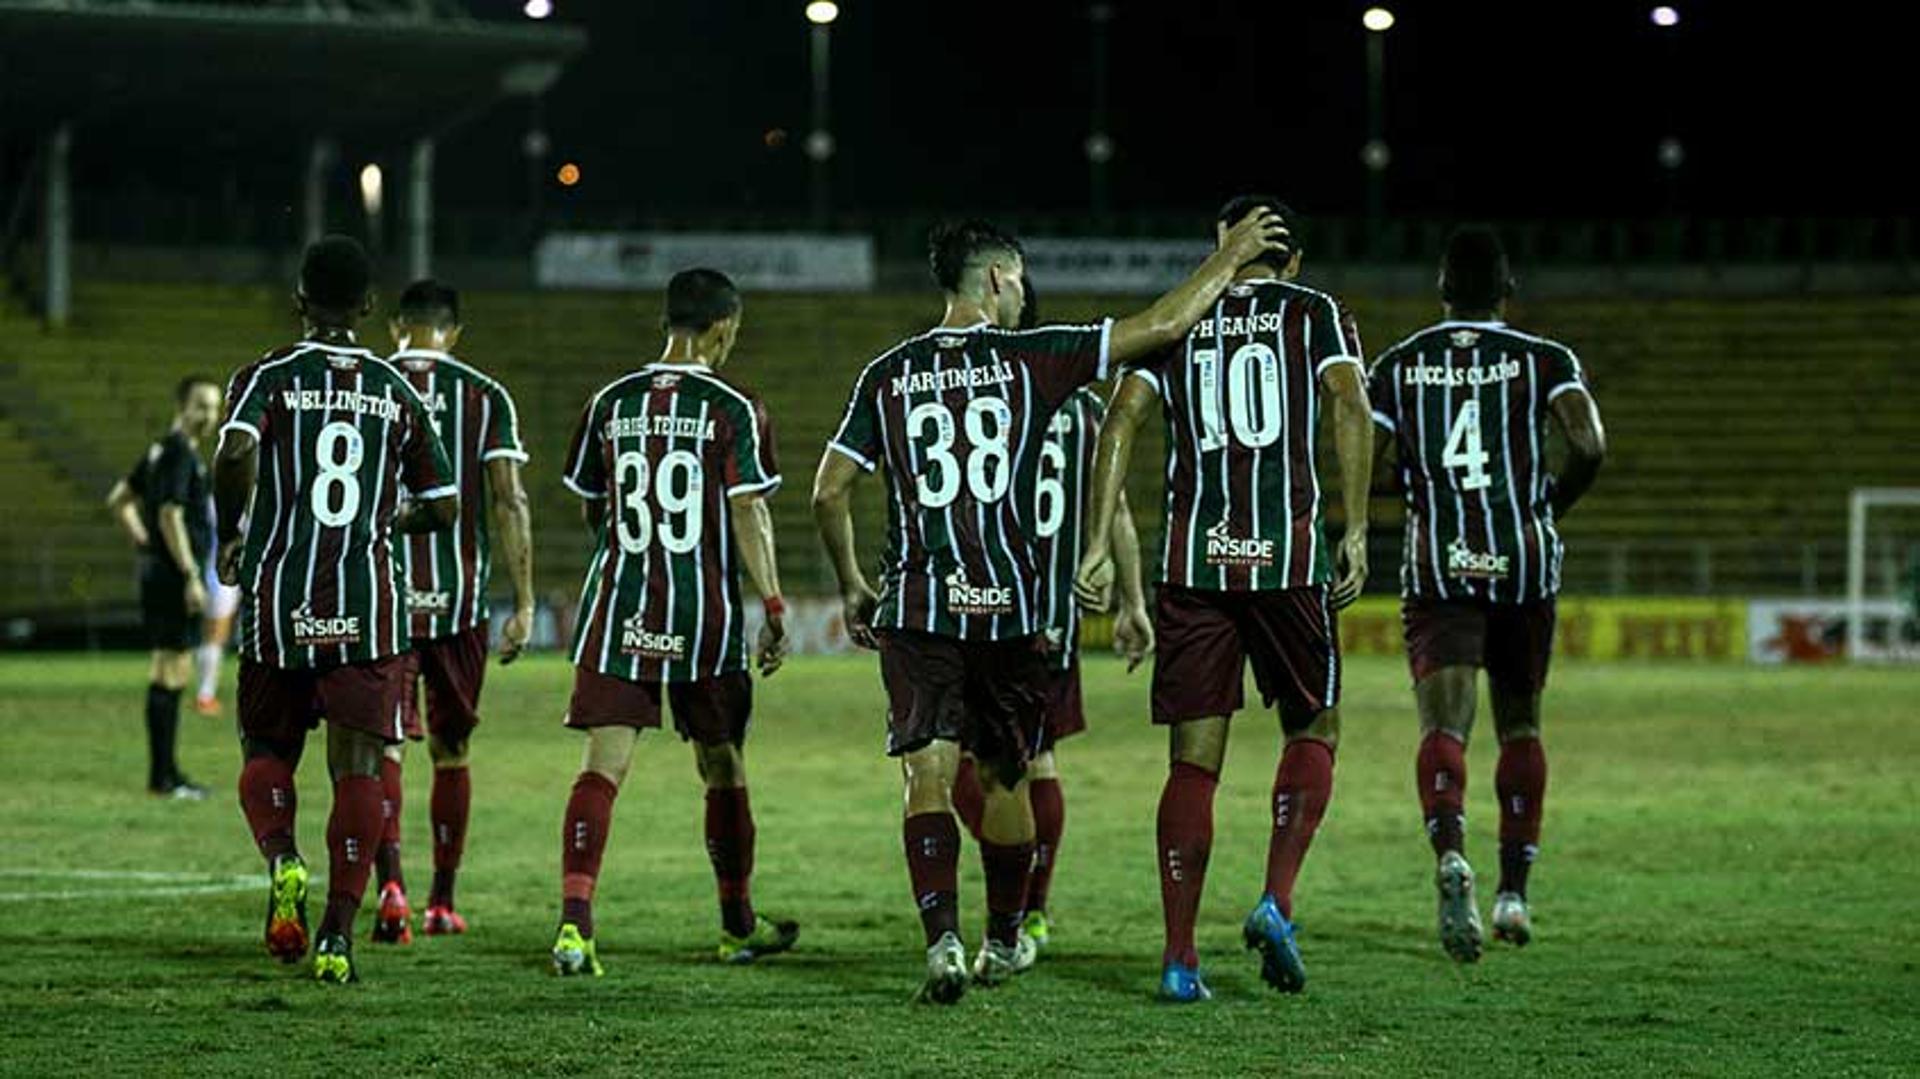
[620,611,688,660]
[1205,521,1276,567]
[290,605,363,647]
[1401,357,1522,388]
[1447,537,1512,580]
[946,571,1014,616]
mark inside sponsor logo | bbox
[620,613,688,660]
[289,605,363,647]
[1447,537,1512,579]
[408,589,452,615]
[945,571,1015,616]
[1204,522,1277,567]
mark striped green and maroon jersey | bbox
[828,320,1112,641]
[390,349,527,643]
[562,362,780,684]
[1366,320,1588,604]
[1032,387,1104,669]
[1130,279,1363,592]
[221,340,456,670]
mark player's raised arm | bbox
[1324,361,1373,609]
[1548,385,1607,519]
[1075,373,1155,607]
[811,449,877,650]
[1106,210,1292,365]
[486,457,535,664]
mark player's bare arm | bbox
[1324,362,1374,609]
[1107,210,1292,364]
[729,492,789,676]
[1075,374,1155,606]
[104,478,149,548]
[394,492,459,535]
[1110,490,1154,672]
[487,457,536,664]
[811,449,878,650]
[211,427,258,586]
[1548,387,1607,518]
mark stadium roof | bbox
[0,1,586,144]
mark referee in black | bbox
[105,376,224,799]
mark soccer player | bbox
[1365,226,1606,960]
[550,268,797,978]
[812,211,1289,1004]
[105,376,225,800]
[212,235,458,984]
[368,280,534,945]
[948,280,1155,955]
[1076,196,1374,1003]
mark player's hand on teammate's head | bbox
[1073,551,1115,613]
[842,582,879,650]
[1222,209,1293,268]
[216,538,243,587]
[1331,527,1369,610]
[1113,604,1155,673]
[757,617,789,676]
[498,606,533,665]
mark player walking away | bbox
[550,268,797,978]
[104,376,225,800]
[368,280,535,946]
[1365,226,1606,961]
[812,212,1289,1004]
[948,280,1155,957]
[194,541,241,716]
[1077,196,1374,1003]
[212,236,459,984]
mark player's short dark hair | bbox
[1017,275,1040,331]
[1217,194,1298,236]
[663,268,741,333]
[395,279,460,327]
[175,375,219,405]
[299,234,372,311]
[1440,225,1513,311]
[928,219,1023,293]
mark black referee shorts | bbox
[139,559,201,652]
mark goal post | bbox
[1845,487,1920,662]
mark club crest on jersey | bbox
[407,589,452,616]
[945,571,1014,617]
[1204,521,1276,567]
[1447,537,1512,580]
[619,611,688,660]
[289,604,362,647]
[651,372,682,390]
[1449,329,1482,348]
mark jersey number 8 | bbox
[908,397,1013,509]
[311,421,364,529]
[614,449,704,555]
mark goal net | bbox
[1845,488,1920,662]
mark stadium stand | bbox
[2,281,1916,617]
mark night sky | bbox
[440,1,1909,222]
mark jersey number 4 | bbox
[614,449,703,555]
[908,398,1013,509]
[1442,400,1492,491]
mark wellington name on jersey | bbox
[563,362,780,684]
[1132,279,1364,592]
[222,341,456,669]
[1032,387,1104,668]
[391,349,528,642]
[1367,320,1588,604]
[828,320,1112,641]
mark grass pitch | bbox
[1,652,1916,1076]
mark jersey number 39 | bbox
[614,449,704,554]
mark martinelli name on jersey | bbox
[829,320,1113,641]
[1367,320,1589,604]
[1132,279,1364,592]
[563,363,780,684]
[222,341,456,669]
[392,349,528,643]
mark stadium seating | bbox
[2,281,1915,614]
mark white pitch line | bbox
[0,867,287,903]
[0,880,261,903]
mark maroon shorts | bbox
[565,665,753,747]
[238,656,411,745]
[398,622,490,743]
[1402,597,1557,693]
[877,630,1050,765]
[1037,656,1086,751]
[1151,584,1341,732]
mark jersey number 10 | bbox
[1194,344,1284,452]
